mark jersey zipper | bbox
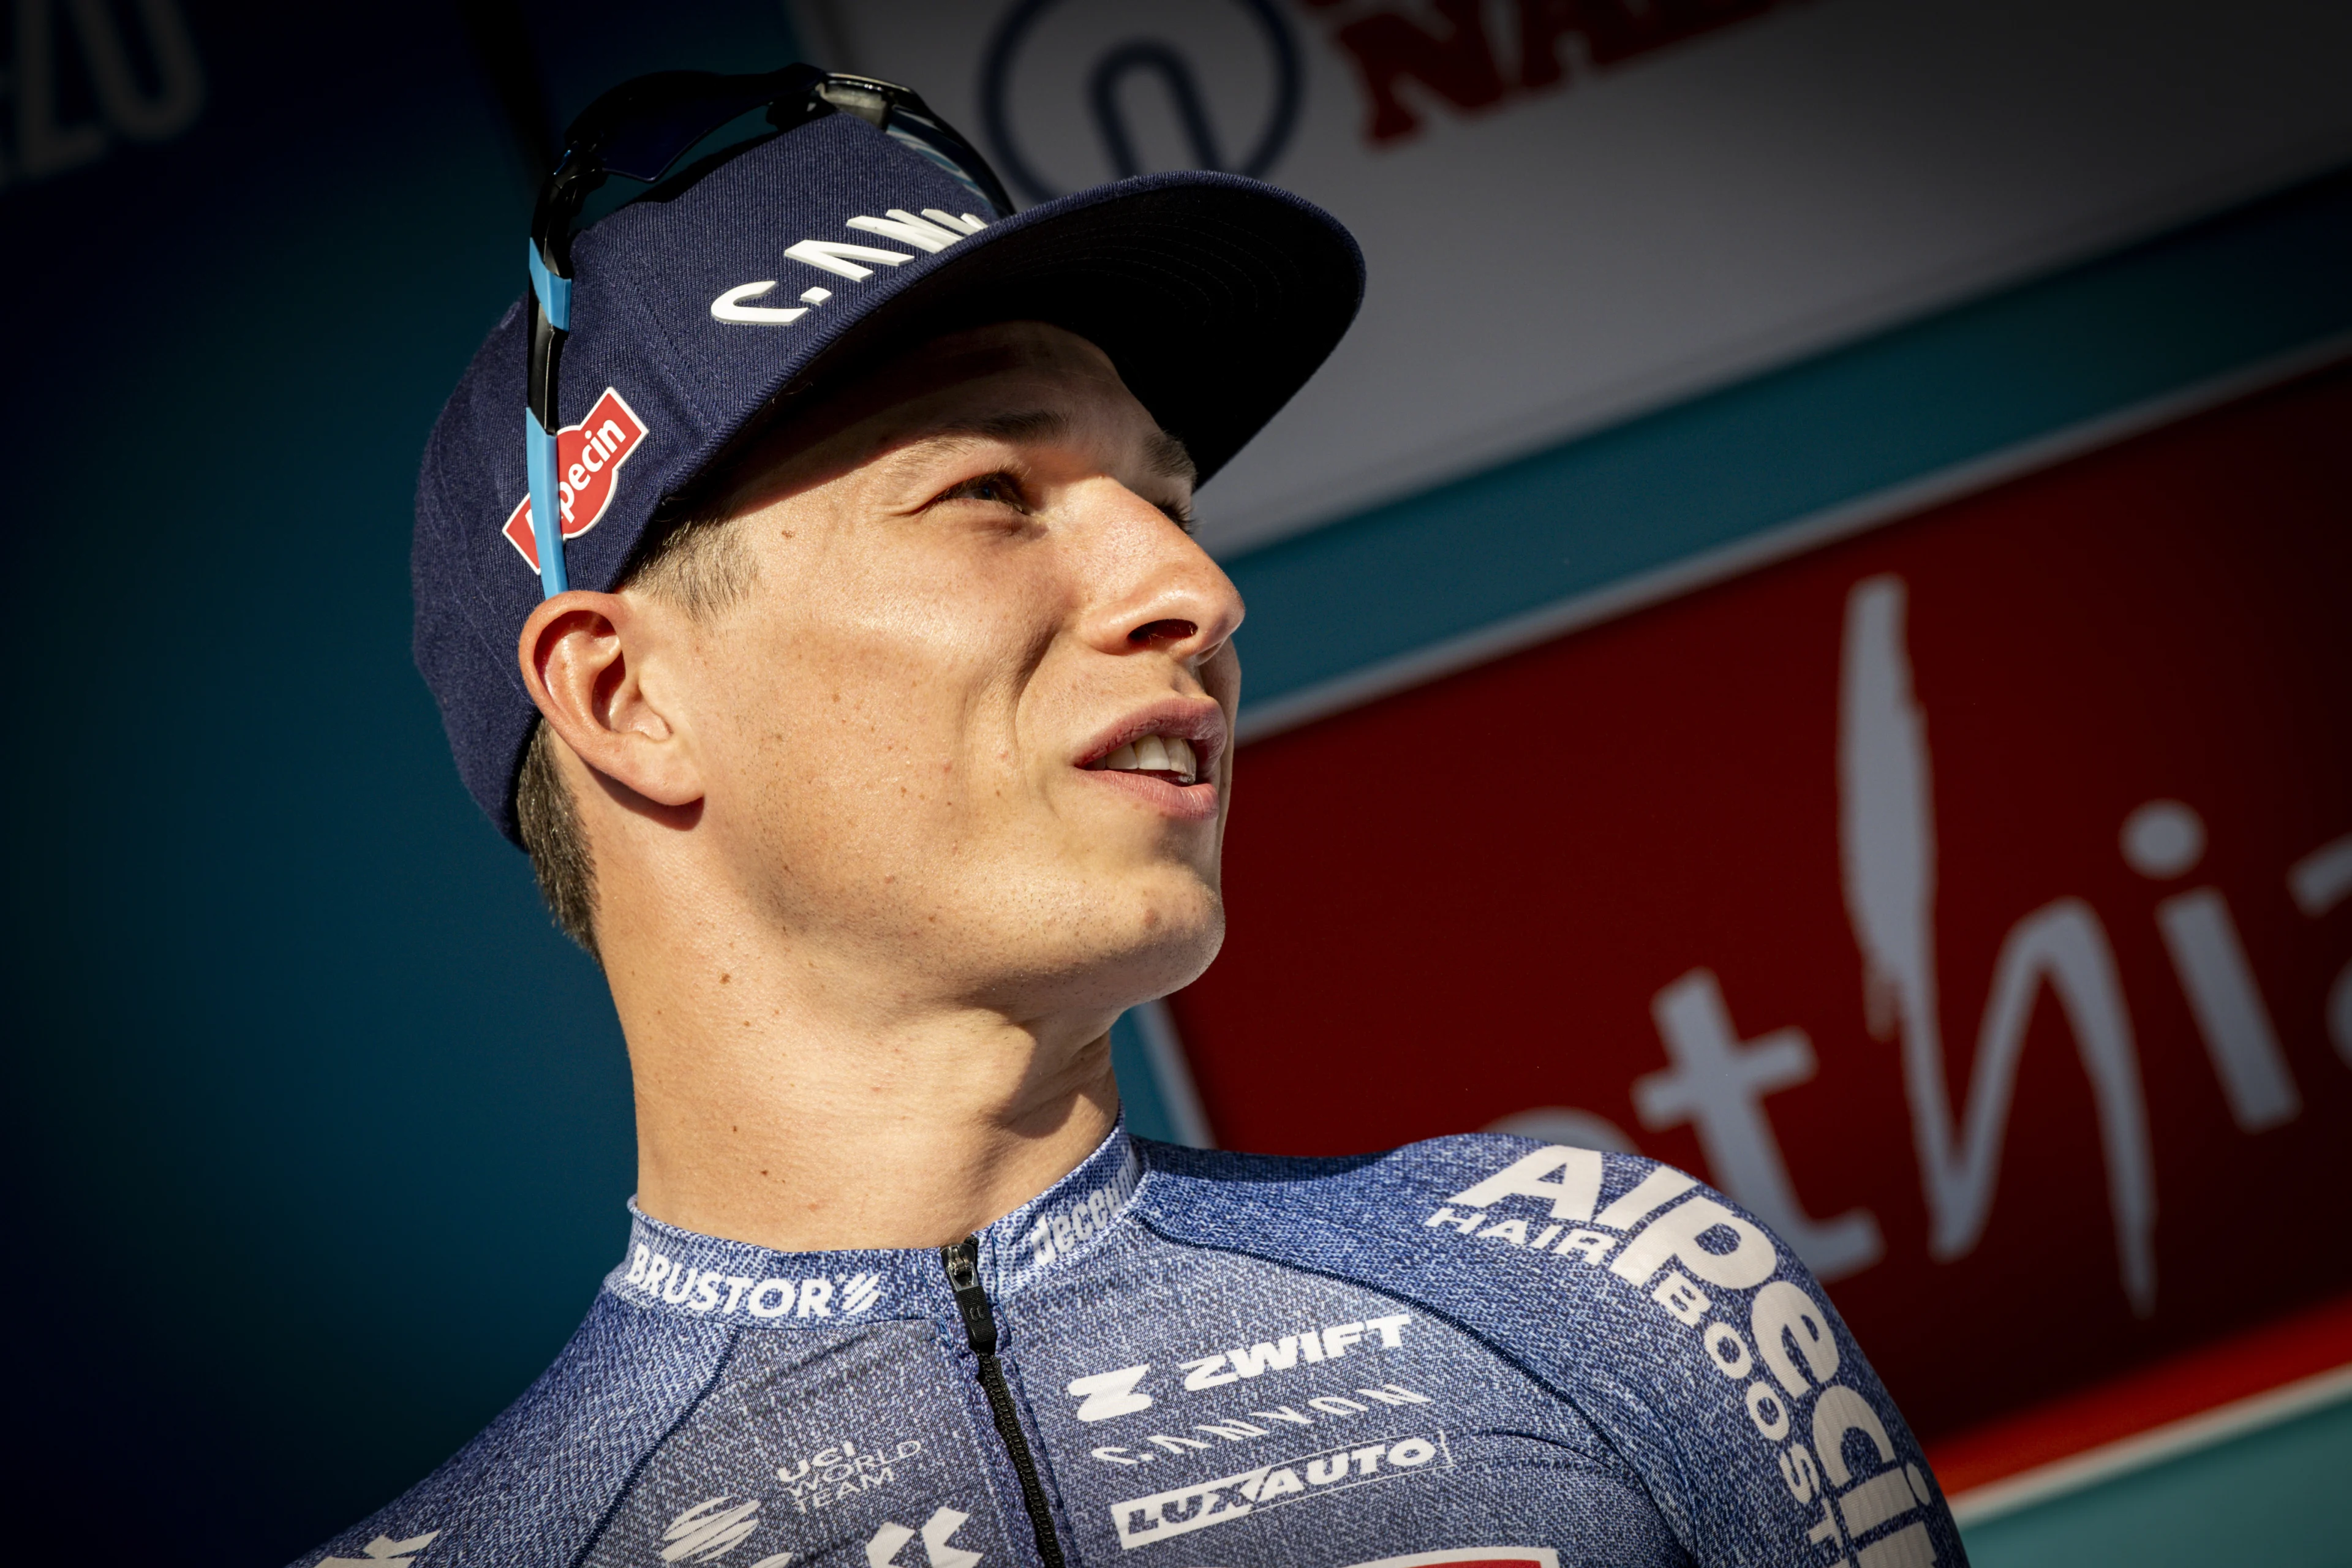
[941,1237,1069,1568]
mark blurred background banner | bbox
[1178,365,2352,1543]
[3,2,2346,1564]
[799,0,2352,556]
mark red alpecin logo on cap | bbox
[502,387,649,572]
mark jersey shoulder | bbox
[1132,1128,1815,1386]
[289,1293,736,1568]
[1134,1133,1968,1568]
[1136,1129,1605,1209]
[1135,1128,1719,1255]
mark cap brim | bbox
[712,170,1365,492]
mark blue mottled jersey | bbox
[300,1127,1966,1568]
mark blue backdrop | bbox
[3,4,804,1559]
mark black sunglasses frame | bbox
[521,66,1014,597]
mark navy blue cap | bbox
[413,110,1364,844]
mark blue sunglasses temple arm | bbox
[514,69,1007,605]
[526,241,575,599]
[525,409,568,598]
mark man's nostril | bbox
[1129,618,1197,647]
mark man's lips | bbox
[1077,701,1227,817]
[1076,699,1228,783]
[1095,732,1202,783]
[1080,764,1220,821]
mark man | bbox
[328,65,1964,1568]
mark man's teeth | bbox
[1098,734,1199,783]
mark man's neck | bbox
[603,931,1123,1254]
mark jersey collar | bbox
[602,1119,1146,1326]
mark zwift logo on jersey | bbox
[1072,1313,1436,1469]
[1069,1313,1417,1421]
[502,387,649,572]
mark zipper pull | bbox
[936,1233,1068,1567]
[940,1235,998,1355]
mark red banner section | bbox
[1177,365,2352,1442]
[1927,1294,2352,1499]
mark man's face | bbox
[641,322,1243,1022]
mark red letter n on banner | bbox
[1325,0,1508,143]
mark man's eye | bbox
[938,472,1027,511]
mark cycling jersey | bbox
[298,1126,1965,1568]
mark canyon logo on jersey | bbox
[502,387,648,571]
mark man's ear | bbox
[517,591,704,810]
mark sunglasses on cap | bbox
[523,64,1016,598]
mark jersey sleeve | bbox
[1139,1134,1970,1568]
[287,1292,740,1568]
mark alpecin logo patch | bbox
[503,387,649,571]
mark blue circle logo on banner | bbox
[980,0,1303,203]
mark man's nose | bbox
[1077,486,1245,668]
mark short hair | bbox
[515,501,758,962]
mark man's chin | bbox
[981,879,1224,1017]
[1115,914,1226,1000]
[1074,895,1224,999]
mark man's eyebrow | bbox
[1144,429,1197,486]
[913,409,1070,448]
[901,409,1197,486]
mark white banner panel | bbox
[793,0,2352,555]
